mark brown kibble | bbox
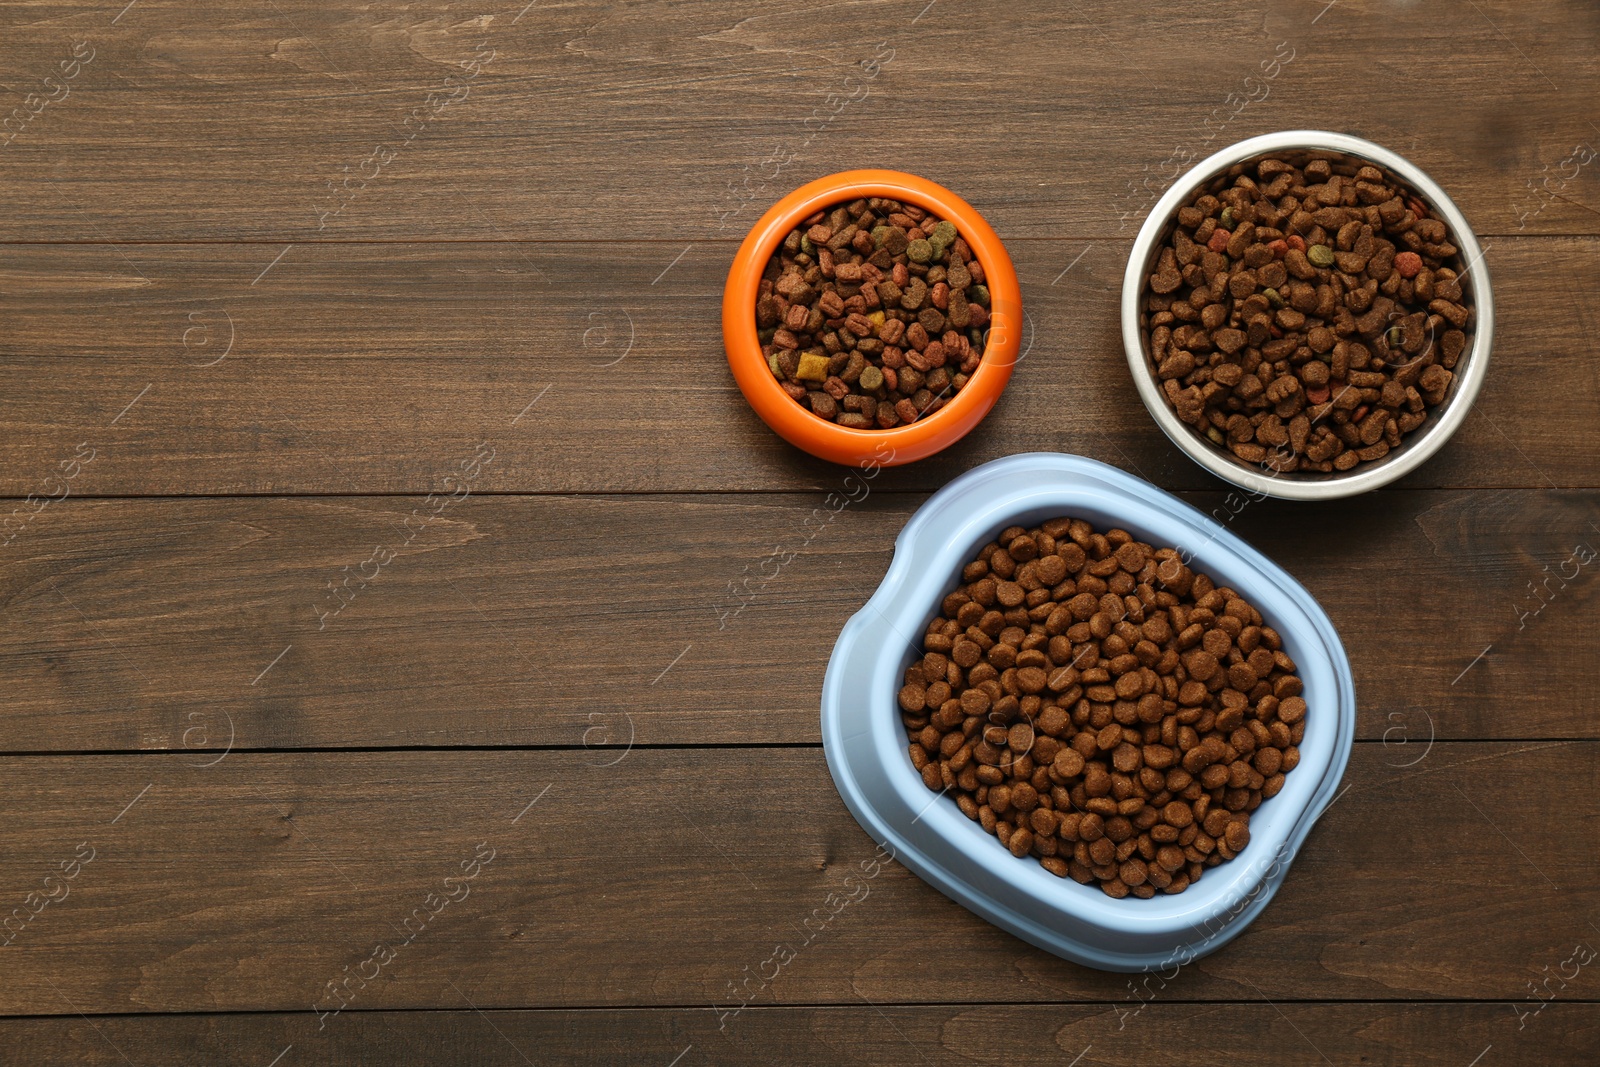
[1036,555,1067,586]
[1038,705,1070,737]
[1182,649,1219,681]
[1145,157,1472,477]
[1112,743,1141,773]
[1254,747,1282,777]
[1053,748,1085,779]
[902,514,1304,898]
[1161,801,1194,828]
[1120,858,1149,887]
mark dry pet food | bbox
[1143,154,1474,474]
[899,517,1307,898]
[757,199,991,428]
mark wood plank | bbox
[0,744,1593,1014]
[1,1,1597,242]
[0,237,1595,495]
[2,490,1595,752]
[3,1003,1596,1066]
[3,0,1595,1046]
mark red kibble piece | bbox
[1267,239,1288,259]
[1286,234,1306,252]
[1353,404,1369,422]
[1306,385,1330,405]
[1207,228,1232,254]
[1393,251,1423,279]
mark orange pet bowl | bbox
[722,170,1022,467]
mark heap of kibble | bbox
[900,517,1307,899]
[1143,153,1473,474]
[757,198,992,428]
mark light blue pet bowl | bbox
[821,453,1355,972]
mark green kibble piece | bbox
[970,284,991,308]
[872,225,891,249]
[1264,287,1286,309]
[800,235,814,255]
[859,364,884,391]
[1219,206,1235,229]
[1307,243,1335,268]
[768,353,784,379]
[1385,325,1404,347]
[907,238,933,263]
[1206,426,1225,445]
[931,220,958,246]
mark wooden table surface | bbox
[3,0,1598,1062]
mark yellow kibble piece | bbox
[795,352,830,382]
[868,310,886,327]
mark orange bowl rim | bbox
[722,169,1022,467]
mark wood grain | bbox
[4,1003,1596,1066]
[6,492,1593,751]
[0,238,1597,496]
[4,0,1598,1053]
[0,1,1597,242]
[0,745,1593,1015]
[1,490,1594,752]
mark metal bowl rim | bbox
[1120,129,1494,500]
